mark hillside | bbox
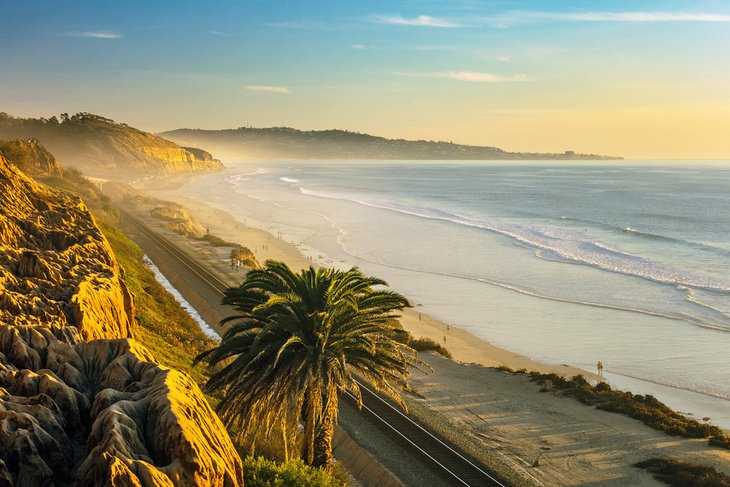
[0,138,63,177]
[160,126,622,162]
[0,153,243,486]
[0,112,224,176]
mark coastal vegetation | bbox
[635,458,730,487]
[243,456,344,487]
[496,367,730,449]
[406,336,452,359]
[197,261,422,468]
[161,125,622,161]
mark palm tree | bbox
[197,260,422,468]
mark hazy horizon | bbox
[2,0,729,159]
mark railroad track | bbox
[121,208,507,487]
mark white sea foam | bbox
[180,161,730,426]
[298,187,730,294]
[143,255,220,339]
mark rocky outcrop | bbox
[0,154,244,486]
[0,154,134,340]
[149,204,207,239]
[0,138,63,177]
[0,112,223,176]
[0,326,244,486]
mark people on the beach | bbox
[597,361,604,377]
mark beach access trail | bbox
[126,175,730,486]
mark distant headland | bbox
[160,126,622,162]
[0,112,223,176]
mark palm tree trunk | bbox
[312,399,337,469]
[301,386,317,465]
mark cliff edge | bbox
[0,112,224,176]
[0,154,244,486]
[0,154,134,340]
[0,138,63,178]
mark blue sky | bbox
[2,0,729,158]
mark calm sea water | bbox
[177,161,730,425]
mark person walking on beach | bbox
[597,361,604,377]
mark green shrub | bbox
[201,233,237,247]
[521,371,730,449]
[408,337,452,359]
[243,456,344,487]
[635,457,730,487]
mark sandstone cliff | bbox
[0,113,223,176]
[0,154,134,340]
[0,326,244,486]
[0,154,244,486]
[0,138,63,177]
[149,204,207,239]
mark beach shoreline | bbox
[131,170,730,485]
[136,170,730,427]
[139,172,600,381]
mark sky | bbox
[1,0,730,159]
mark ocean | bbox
[175,160,730,427]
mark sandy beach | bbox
[147,176,598,380]
[135,173,730,485]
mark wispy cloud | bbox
[58,31,122,39]
[210,30,235,37]
[496,54,511,62]
[408,45,456,51]
[375,15,461,28]
[351,44,375,50]
[264,20,326,29]
[245,85,291,94]
[400,71,531,83]
[489,11,730,26]
[534,11,730,22]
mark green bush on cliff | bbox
[243,457,344,487]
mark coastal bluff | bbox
[0,153,134,340]
[0,112,224,176]
[0,138,63,178]
[0,154,244,486]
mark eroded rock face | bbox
[0,155,135,340]
[149,204,206,239]
[0,328,244,486]
[0,155,244,486]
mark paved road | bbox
[120,208,507,487]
